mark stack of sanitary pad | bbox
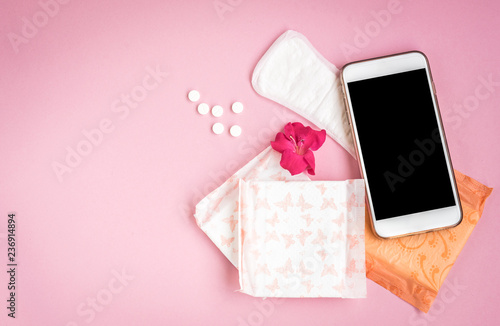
[195,146,367,298]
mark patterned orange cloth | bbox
[365,170,493,312]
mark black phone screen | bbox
[347,68,455,220]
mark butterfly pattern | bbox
[275,258,294,277]
[321,198,337,210]
[266,278,280,294]
[316,249,327,262]
[346,259,358,278]
[302,280,314,294]
[342,193,363,213]
[347,234,360,249]
[211,196,225,213]
[299,261,314,277]
[321,264,338,277]
[255,197,271,210]
[331,212,345,227]
[282,233,296,248]
[266,212,280,227]
[221,235,234,247]
[315,183,327,195]
[296,229,312,246]
[250,183,261,194]
[265,230,280,243]
[297,194,313,212]
[301,214,313,227]
[274,193,294,212]
[222,215,238,232]
[311,229,327,245]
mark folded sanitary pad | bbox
[238,179,366,298]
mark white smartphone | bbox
[340,51,462,239]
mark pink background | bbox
[1,0,499,325]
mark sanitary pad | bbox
[365,170,492,312]
[238,179,366,298]
[252,30,355,157]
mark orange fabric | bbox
[365,170,493,312]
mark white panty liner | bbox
[252,30,355,157]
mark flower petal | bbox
[283,122,296,140]
[271,132,295,153]
[294,126,326,152]
[280,149,309,176]
[308,129,326,151]
[303,150,316,175]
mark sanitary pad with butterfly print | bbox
[238,179,366,298]
[194,146,367,298]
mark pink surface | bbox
[0,0,498,325]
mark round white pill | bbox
[230,125,242,137]
[212,122,224,135]
[231,102,244,114]
[188,90,200,102]
[197,103,209,115]
[211,105,224,117]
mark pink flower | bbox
[271,122,326,176]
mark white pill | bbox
[197,103,209,115]
[230,125,242,137]
[212,122,224,135]
[231,102,244,113]
[211,105,224,117]
[188,90,200,102]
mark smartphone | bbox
[340,51,462,239]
